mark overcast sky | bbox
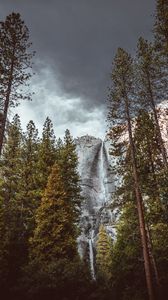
[0,0,156,139]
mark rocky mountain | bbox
[75,135,115,278]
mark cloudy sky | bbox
[0,0,155,139]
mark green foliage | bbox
[107,48,135,126]
[111,203,146,300]
[21,258,92,300]
[0,115,26,291]
[0,12,35,155]
[26,162,87,300]
[18,120,40,237]
[56,129,82,224]
[151,222,168,288]
[136,36,168,168]
[154,0,168,56]
[30,163,78,263]
[0,119,41,293]
[0,12,34,106]
[136,37,166,106]
[37,117,56,192]
[0,114,22,201]
[0,196,8,287]
[96,224,112,282]
[134,111,161,195]
[107,32,168,300]
[107,48,136,197]
[110,108,168,298]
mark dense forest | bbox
[0,1,168,299]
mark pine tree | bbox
[107,48,155,300]
[134,110,162,200]
[111,202,145,300]
[154,0,168,57]
[0,193,8,290]
[136,37,168,167]
[0,13,35,155]
[96,224,112,281]
[151,221,168,297]
[134,111,166,239]
[37,117,56,192]
[30,163,78,264]
[56,129,82,224]
[112,108,168,296]
[126,110,163,289]
[55,137,64,159]
[18,120,39,239]
[0,115,25,289]
[0,114,22,202]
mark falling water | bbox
[100,141,107,205]
[89,230,96,280]
[88,141,109,280]
[76,136,115,277]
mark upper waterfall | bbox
[75,135,114,211]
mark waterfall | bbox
[99,141,107,205]
[88,141,109,280]
[89,230,96,280]
[76,136,115,277]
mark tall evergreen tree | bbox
[56,129,82,224]
[18,120,39,239]
[124,110,163,290]
[136,37,168,167]
[134,110,162,200]
[110,110,168,297]
[96,224,112,282]
[107,48,155,300]
[111,202,145,300]
[30,163,78,263]
[0,192,9,293]
[37,117,56,192]
[0,114,25,290]
[55,137,64,159]
[154,0,168,57]
[0,13,35,155]
[0,114,22,202]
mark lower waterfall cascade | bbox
[89,230,96,280]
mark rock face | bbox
[75,135,115,278]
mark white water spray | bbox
[100,141,107,205]
[89,230,96,280]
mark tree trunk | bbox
[124,94,156,300]
[146,224,160,288]
[0,57,14,156]
[146,140,161,290]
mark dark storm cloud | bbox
[0,0,155,111]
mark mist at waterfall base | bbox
[75,135,115,280]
